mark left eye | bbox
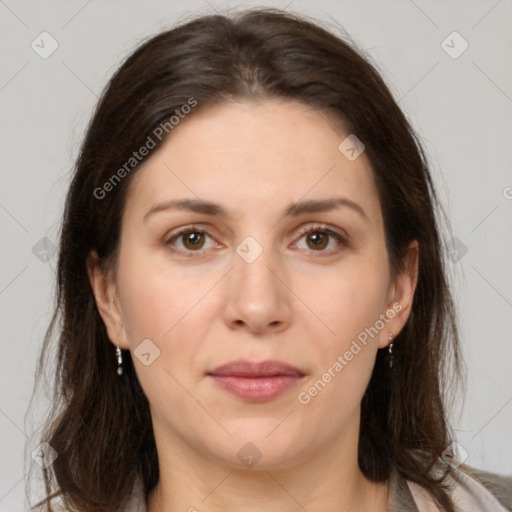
[293,226,346,253]
[165,225,346,256]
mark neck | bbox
[146,420,389,512]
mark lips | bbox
[208,360,305,378]
[207,360,305,402]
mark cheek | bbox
[116,253,215,420]
[117,243,208,340]
[299,260,390,344]
[116,245,226,386]
[294,258,389,401]
[121,276,178,342]
[296,282,382,420]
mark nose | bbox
[222,240,292,336]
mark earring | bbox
[116,340,123,376]
[388,334,394,369]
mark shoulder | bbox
[390,461,512,512]
[458,464,512,511]
[28,477,147,512]
[121,475,147,512]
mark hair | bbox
[29,7,464,512]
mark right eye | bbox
[164,225,220,256]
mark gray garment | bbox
[388,464,512,511]
[122,464,512,512]
[454,465,512,511]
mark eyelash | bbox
[164,224,348,258]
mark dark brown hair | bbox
[30,7,464,511]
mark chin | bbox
[207,421,309,471]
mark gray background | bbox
[1,0,511,509]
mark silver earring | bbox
[116,340,123,376]
[388,334,394,368]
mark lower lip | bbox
[209,375,303,402]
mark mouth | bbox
[206,360,306,402]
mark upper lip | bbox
[207,360,305,377]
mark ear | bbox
[378,239,419,349]
[86,250,129,350]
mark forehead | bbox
[123,99,382,228]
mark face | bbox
[89,98,417,470]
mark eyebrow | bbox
[143,196,369,224]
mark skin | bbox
[88,98,418,512]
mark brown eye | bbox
[294,226,347,254]
[181,231,205,250]
[306,231,329,250]
[165,226,218,256]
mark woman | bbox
[30,7,512,512]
